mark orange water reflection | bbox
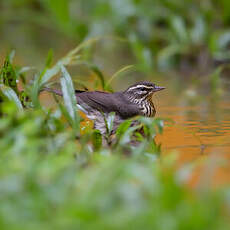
[155,95,230,188]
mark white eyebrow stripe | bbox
[127,85,154,91]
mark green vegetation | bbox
[2,0,230,72]
[0,45,229,229]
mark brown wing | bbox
[76,91,118,113]
[76,91,140,118]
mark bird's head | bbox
[124,81,165,102]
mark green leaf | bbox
[107,112,115,135]
[60,66,80,135]
[0,84,23,110]
[45,49,54,68]
[45,0,70,28]
[209,30,230,60]
[115,119,142,146]
[8,50,15,63]
[139,117,164,139]
[101,112,115,137]
[116,119,132,139]
[92,130,102,151]
[190,16,206,45]
[31,73,42,108]
[40,64,61,86]
[170,16,188,43]
[0,51,18,92]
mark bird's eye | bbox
[140,87,146,91]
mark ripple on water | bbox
[155,99,230,187]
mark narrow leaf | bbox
[105,65,134,90]
[92,130,102,151]
[0,84,23,109]
[60,66,80,134]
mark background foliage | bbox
[1,0,230,72]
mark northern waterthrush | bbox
[44,81,165,135]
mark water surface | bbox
[154,80,230,187]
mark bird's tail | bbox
[42,87,63,96]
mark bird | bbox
[43,81,165,137]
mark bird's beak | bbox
[153,86,165,92]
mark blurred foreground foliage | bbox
[0,45,230,229]
[1,0,230,72]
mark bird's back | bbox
[76,91,117,113]
[76,91,140,119]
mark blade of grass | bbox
[66,37,100,58]
[105,65,134,91]
[45,49,54,68]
